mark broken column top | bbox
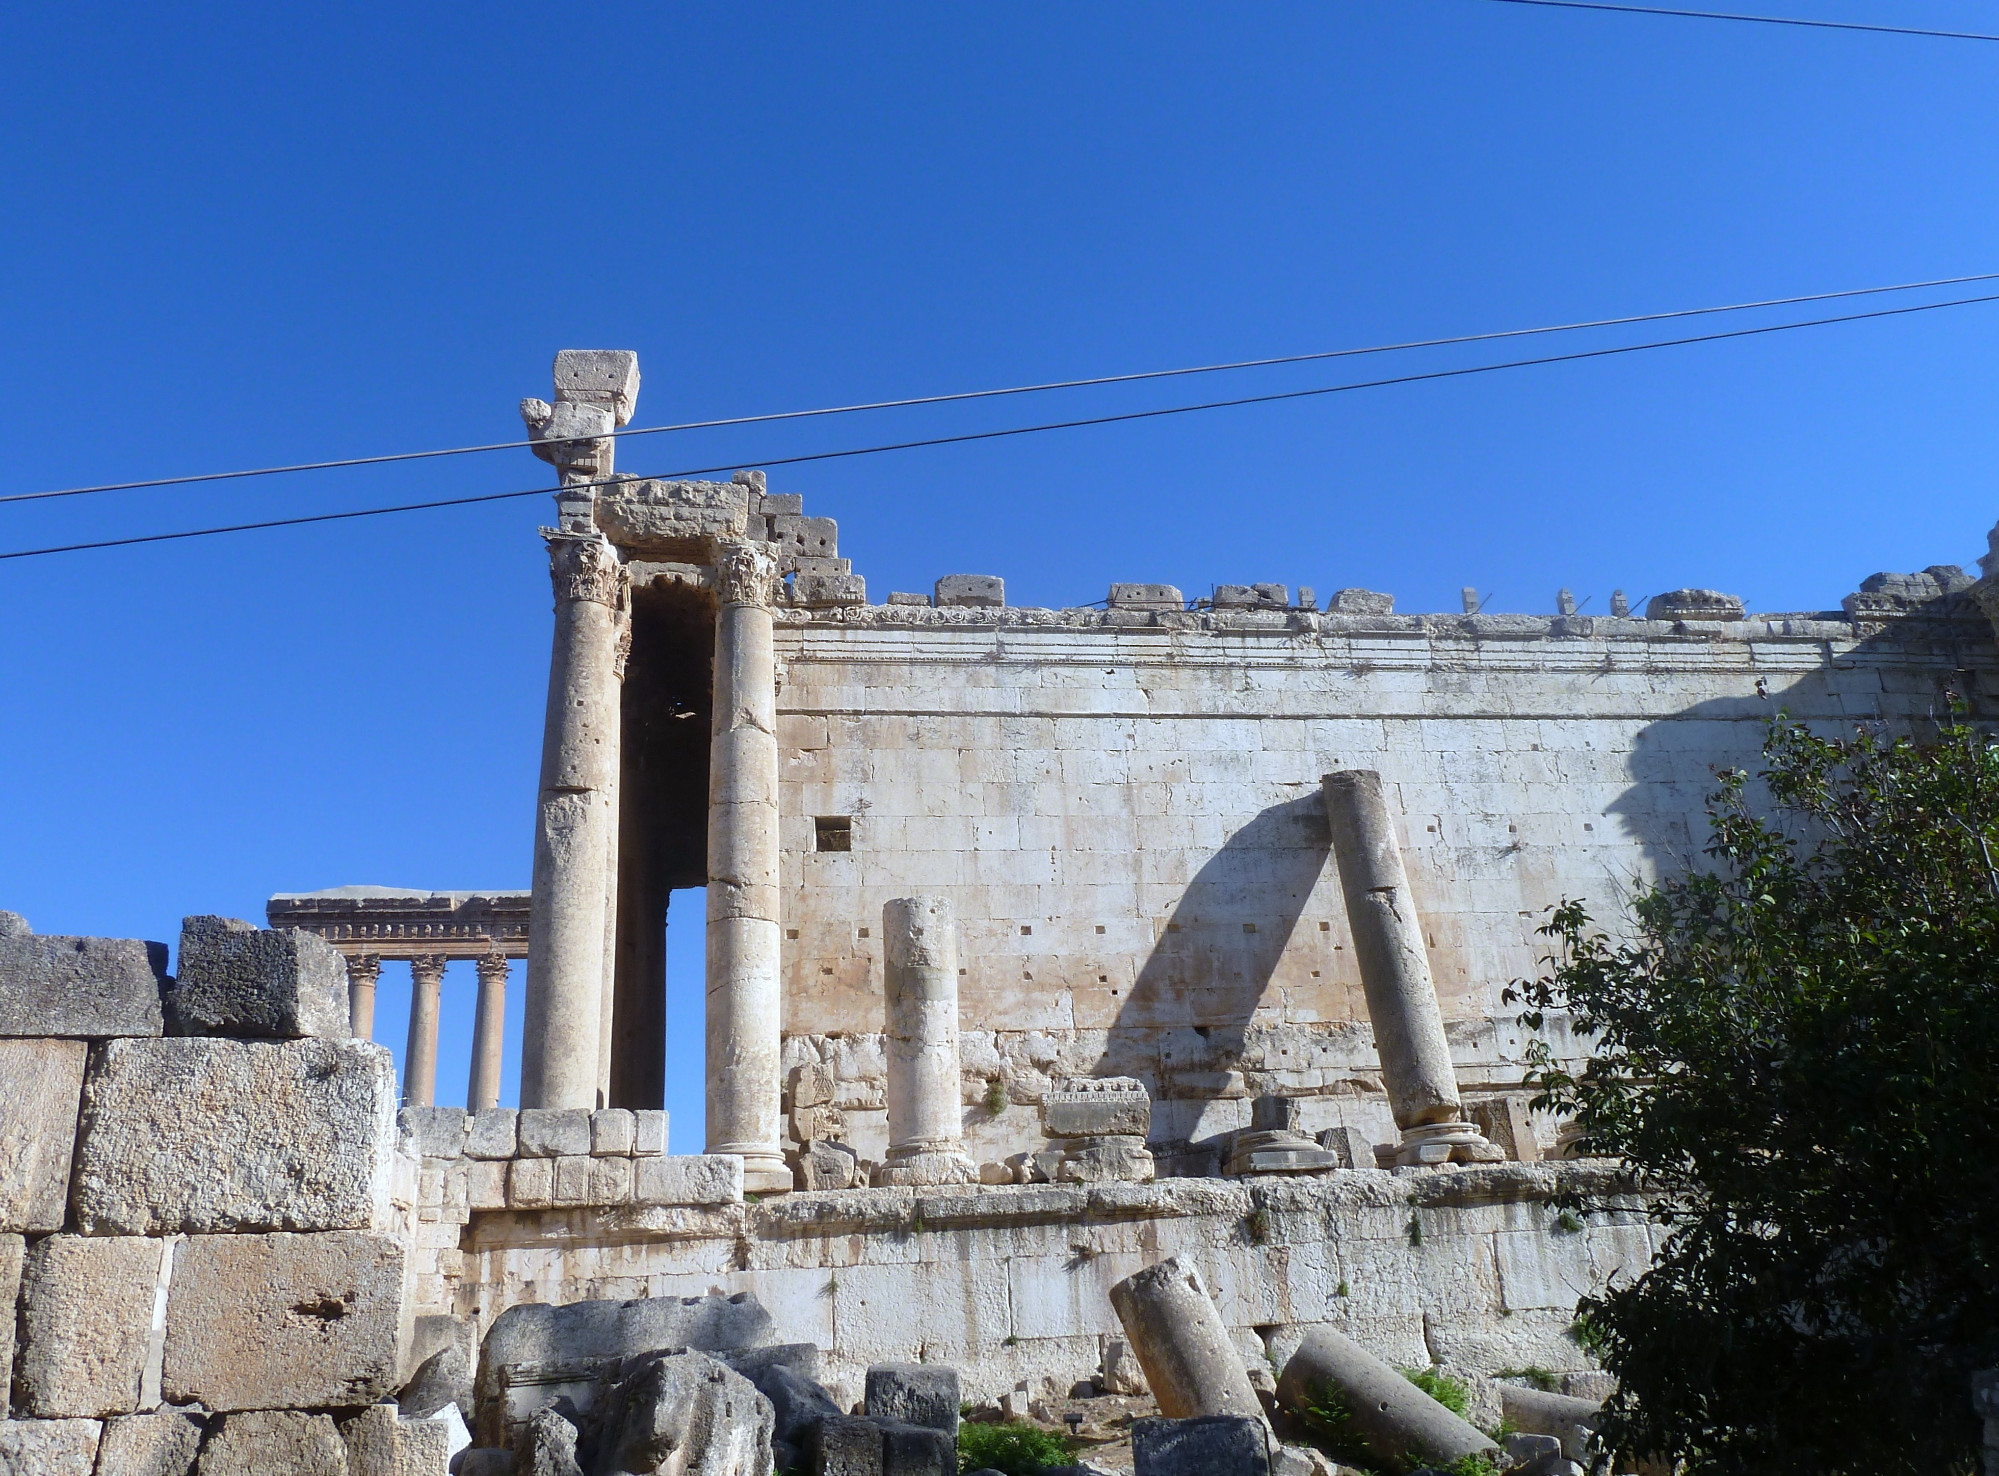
[551,350,640,427]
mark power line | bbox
[8,269,1999,508]
[1470,0,1999,42]
[6,286,1996,563]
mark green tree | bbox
[1507,710,1999,1475]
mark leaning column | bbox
[705,540,791,1192]
[874,896,976,1186]
[404,954,447,1108]
[468,953,510,1112]
[1321,770,1500,1165]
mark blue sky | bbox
[3,3,1996,1135]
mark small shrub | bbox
[1336,1279,1350,1297]
[1496,1365,1561,1392]
[1406,1213,1424,1247]
[956,1420,1075,1475]
[1402,1366,1470,1419]
[1553,1209,1585,1234]
[984,1078,1009,1116]
[1245,1206,1272,1244]
[1438,1455,1503,1476]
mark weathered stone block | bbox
[194,1411,347,1475]
[341,1403,454,1476]
[0,935,166,1038]
[632,1108,668,1155]
[0,1232,22,1418]
[400,1106,467,1160]
[864,1365,959,1434]
[464,1109,518,1159]
[400,1342,473,1423]
[518,1107,592,1157]
[466,1159,507,1210]
[1043,1077,1151,1138]
[795,569,868,608]
[634,1154,744,1206]
[934,574,1004,608]
[1645,587,1745,621]
[1467,1096,1540,1163]
[95,1409,205,1476]
[880,1420,954,1476]
[594,1351,774,1476]
[886,591,930,607]
[1108,583,1183,611]
[508,1158,552,1208]
[0,1418,101,1476]
[1322,588,1394,615]
[514,1409,583,1476]
[476,1292,774,1448]
[164,1231,405,1411]
[18,1234,171,1418]
[1132,1415,1270,1476]
[74,1037,397,1235]
[1054,1135,1156,1183]
[590,1108,635,1155]
[794,1139,859,1191]
[0,1036,86,1232]
[1316,1125,1378,1171]
[171,916,348,1040]
[594,479,749,554]
[550,1154,593,1205]
[811,1415,883,1476]
[552,349,639,423]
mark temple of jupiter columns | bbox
[873,896,976,1186]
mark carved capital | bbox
[613,609,634,680]
[409,954,449,988]
[715,540,781,609]
[474,954,512,987]
[547,534,626,609]
[346,954,382,988]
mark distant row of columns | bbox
[344,953,512,1111]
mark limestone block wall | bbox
[767,603,1997,1168]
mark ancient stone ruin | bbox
[6,348,1998,1473]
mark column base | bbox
[713,1146,794,1195]
[872,1147,978,1187]
[1395,1121,1507,1167]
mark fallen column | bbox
[874,897,976,1187]
[1321,770,1501,1166]
[1276,1326,1497,1471]
[705,540,791,1193]
[1108,1257,1263,1425]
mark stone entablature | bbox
[267,887,529,961]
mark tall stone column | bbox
[1321,770,1501,1165]
[597,605,630,1108]
[346,954,381,1040]
[468,954,510,1112]
[521,533,627,1110]
[875,896,975,1186]
[705,541,790,1193]
[405,954,447,1109]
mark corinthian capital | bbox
[547,534,626,609]
[715,540,781,609]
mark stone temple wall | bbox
[765,599,1999,1172]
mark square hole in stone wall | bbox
[814,816,853,852]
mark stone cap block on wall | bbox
[72,1037,398,1236]
[594,478,750,555]
[1645,588,1745,621]
[0,933,167,1039]
[886,591,931,607]
[171,916,349,1041]
[935,574,1004,608]
[1043,1077,1152,1139]
[0,1038,88,1233]
[1108,583,1183,611]
[1322,588,1395,615]
[551,350,640,426]
[793,570,867,609]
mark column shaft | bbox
[597,603,628,1108]
[705,542,790,1193]
[521,534,625,1110]
[1321,770,1462,1128]
[405,954,447,1108]
[468,954,510,1112]
[346,954,381,1040]
[876,897,975,1186]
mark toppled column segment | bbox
[1321,770,1501,1167]
[1108,1257,1264,1425]
[875,897,975,1187]
[1275,1325,1496,1472]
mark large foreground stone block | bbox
[74,1036,397,1234]
[0,934,166,1038]
[96,1410,206,1476]
[0,1036,86,1232]
[194,1411,347,1475]
[593,1351,774,1476]
[0,1418,102,1476]
[164,1231,405,1412]
[171,915,348,1040]
[0,1233,22,1418]
[1133,1415,1270,1476]
[476,1292,773,1446]
[341,1403,453,1476]
[17,1233,171,1418]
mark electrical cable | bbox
[8,269,1999,508]
[6,285,1997,563]
[1469,0,1999,42]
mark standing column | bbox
[520,533,626,1109]
[468,953,511,1112]
[346,954,382,1040]
[1321,770,1501,1165]
[705,540,790,1193]
[405,954,447,1108]
[597,607,630,1108]
[875,896,975,1186]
